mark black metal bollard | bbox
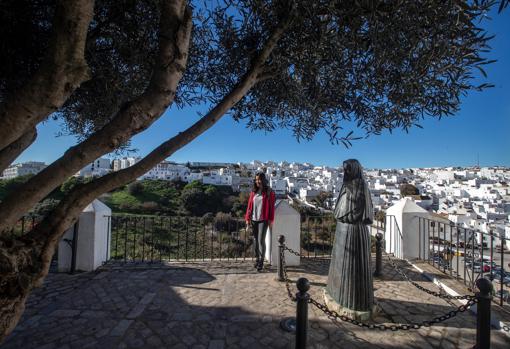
[277,235,285,282]
[295,278,310,349]
[374,233,383,277]
[475,278,493,349]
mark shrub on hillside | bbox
[374,210,386,222]
[127,181,144,196]
[202,212,215,225]
[31,198,59,216]
[181,187,208,216]
[400,183,419,197]
[60,176,94,194]
[214,212,237,232]
[0,175,34,200]
[231,191,249,217]
[141,201,159,213]
[118,202,141,212]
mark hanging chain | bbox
[279,243,479,332]
[308,297,477,331]
[283,246,331,266]
[283,246,302,257]
[283,243,476,301]
[384,253,476,301]
[280,246,296,301]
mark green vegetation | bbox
[311,191,333,208]
[375,210,386,223]
[300,215,336,256]
[0,175,34,201]
[0,177,248,218]
[99,179,246,217]
[109,215,254,261]
[400,183,420,197]
[1,175,65,216]
[290,202,323,218]
[2,176,342,258]
[109,191,143,211]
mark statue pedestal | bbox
[323,289,380,322]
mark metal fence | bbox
[12,211,509,309]
[300,215,336,258]
[417,216,510,307]
[107,215,254,262]
[384,215,403,259]
[106,214,387,264]
[11,214,43,237]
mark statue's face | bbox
[343,162,352,178]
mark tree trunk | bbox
[17,4,291,221]
[0,0,94,151]
[0,236,45,343]
[0,129,37,174]
[0,0,193,236]
[0,70,262,342]
[0,3,293,342]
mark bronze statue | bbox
[326,159,375,316]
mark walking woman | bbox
[245,172,276,271]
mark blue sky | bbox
[17,9,510,170]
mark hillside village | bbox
[2,158,509,245]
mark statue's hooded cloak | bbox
[333,159,373,225]
[327,159,375,313]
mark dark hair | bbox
[252,172,270,193]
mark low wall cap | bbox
[386,197,428,215]
[83,199,112,214]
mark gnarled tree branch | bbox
[28,3,294,257]
[0,0,193,235]
[0,129,37,174]
[0,9,293,341]
[0,0,94,152]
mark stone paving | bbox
[2,255,510,349]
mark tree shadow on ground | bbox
[3,262,508,349]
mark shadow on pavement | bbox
[3,262,508,349]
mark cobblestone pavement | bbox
[2,256,510,349]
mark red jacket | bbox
[245,189,276,223]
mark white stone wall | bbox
[265,200,300,266]
[58,200,112,272]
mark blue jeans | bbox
[251,220,268,263]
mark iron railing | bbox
[300,215,336,258]
[417,216,510,307]
[106,215,254,262]
[11,214,43,237]
[106,213,387,264]
[301,215,386,258]
[384,215,402,259]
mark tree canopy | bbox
[0,0,497,145]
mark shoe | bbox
[257,262,263,272]
[254,260,260,268]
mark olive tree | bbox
[0,0,498,341]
